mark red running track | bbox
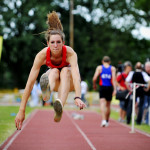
[1,109,150,150]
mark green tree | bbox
[0,0,63,88]
[0,0,150,90]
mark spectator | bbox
[81,80,89,106]
[143,61,150,124]
[93,56,116,127]
[126,62,150,125]
[30,80,41,107]
[117,61,124,76]
[117,61,132,122]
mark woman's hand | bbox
[15,110,25,130]
[75,99,86,110]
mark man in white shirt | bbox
[81,80,88,106]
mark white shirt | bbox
[126,70,150,83]
[81,81,88,94]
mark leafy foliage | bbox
[0,0,150,89]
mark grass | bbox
[0,106,36,145]
[110,109,150,134]
[110,98,150,134]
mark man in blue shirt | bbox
[93,56,116,127]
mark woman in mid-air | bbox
[15,11,86,130]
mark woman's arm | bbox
[125,71,133,91]
[15,49,46,130]
[66,47,86,109]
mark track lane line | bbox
[2,109,38,150]
[65,111,96,150]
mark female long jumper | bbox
[15,11,86,130]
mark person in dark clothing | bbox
[143,61,150,124]
[126,62,150,124]
[117,61,132,122]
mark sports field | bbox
[1,108,150,150]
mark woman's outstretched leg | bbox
[54,67,73,122]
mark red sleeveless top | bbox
[46,45,70,68]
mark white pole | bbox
[130,82,136,133]
[70,0,74,49]
[148,106,150,126]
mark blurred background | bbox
[0,0,150,90]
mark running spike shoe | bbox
[53,99,63,122]
[40,73,51,101]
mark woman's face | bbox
[48,34,64,54]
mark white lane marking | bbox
[2,109,38,150]
[65,111,96,150]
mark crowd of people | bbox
[116,60,150,125]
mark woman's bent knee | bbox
[60,67,71,78]
[49,68,60,78]
[51,68,60,74]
